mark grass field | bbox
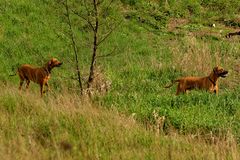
[0,85,239,159]
[1,0,240,158]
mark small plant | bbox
[121,0,138,6]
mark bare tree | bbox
[87,0,99,88]
[57,0,121,94]
[63,0,83,94]
[72,0,121,89]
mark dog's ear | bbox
[213,66,218,73]
[48,59,52,66]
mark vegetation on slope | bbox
[0,85,239,159]
[1,0,240,158]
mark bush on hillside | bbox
[121,0,138,6]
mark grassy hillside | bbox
[0,85,239,159]
[1,0,240,158]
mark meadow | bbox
[1,0,240,159]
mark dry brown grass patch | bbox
[168,18,189,31]
[170,36,240,89]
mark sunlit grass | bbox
[1,0,240,159]
[0,84,238,159]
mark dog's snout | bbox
[219,70,228,78]
[222,70,228,74]
[56,62,62,67]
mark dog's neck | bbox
[208,77,216,86]
[43,63,52,74]
[43,67,51,74]
[208,72,218,86]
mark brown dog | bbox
[165,66,228,95]
[17,58,62,96]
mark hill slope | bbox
[0,85,239,159]
[1,0,240,158]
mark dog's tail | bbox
[9,73,17,77]
[9,65,20,77]
[9,69,18,77]
[164,79,180,88]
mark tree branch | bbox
[64,0,83,94]
[97,20,122,46]
[96,47,118,59]
[71,9,95,31]
[104,0,114,13]
[87,0,99,89]
[83,0,91,15]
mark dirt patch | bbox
[189,30,222,39]
[168,18,189,31]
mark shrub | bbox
[121,0,138,6]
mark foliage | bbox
[1,0,240,158]
[0,86,239,159]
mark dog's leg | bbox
[26,80,30,90]
[176,84,181,95]
[40,84,44,97]
[45,83,50,92]
[43,83,50,93]
[176,83,185,95]
[19,80,24,91]
[214,86,218,94]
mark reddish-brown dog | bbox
[17,58,62,96]
[165,66,228,95]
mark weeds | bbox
[1,0,240,158]
[0,86,238,159]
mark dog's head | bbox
[48,58,63,68]
[213,66,228,78]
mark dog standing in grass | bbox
[15,58,62,97]
[165,66,228,95]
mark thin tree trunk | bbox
[87,0,99,89]
[65,0,83,94]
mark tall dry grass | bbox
[171,36,221,74]
[170,35,240,89]
[0,83,239,159]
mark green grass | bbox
[1,0,240,158]
[0,85,239,159]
